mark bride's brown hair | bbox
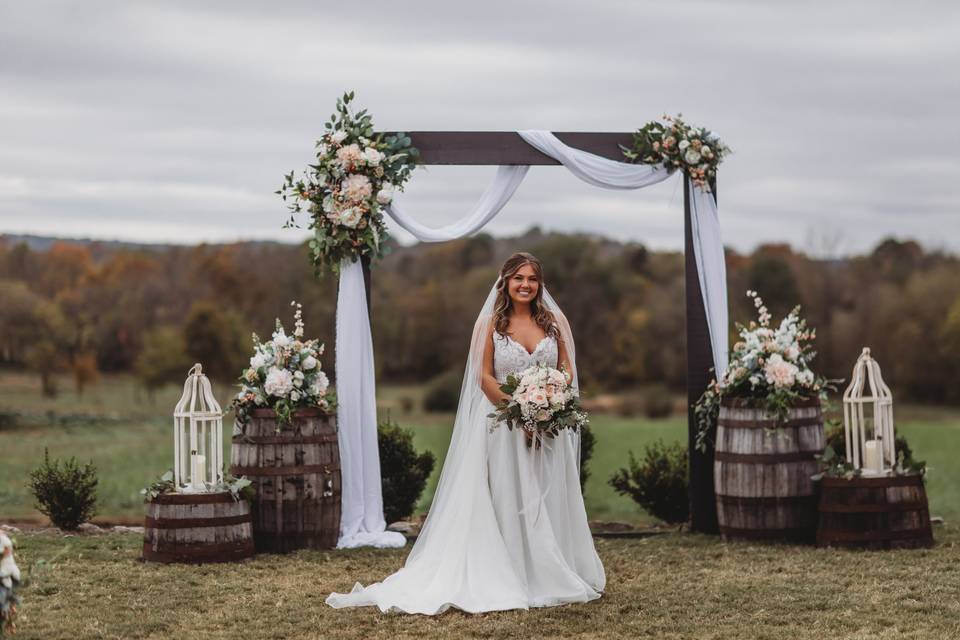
[493,252,559,340]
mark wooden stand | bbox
[231,408,341,552]
[142,491,255,564]
[817,474,933,549]
[714,397,824,543]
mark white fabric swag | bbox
[334,130,729,548]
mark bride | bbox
[326,252,605,614]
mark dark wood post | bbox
[361,254,372,317]
[685,174,719,534]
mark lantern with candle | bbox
[173,363,224,492]
[842,347,895,476]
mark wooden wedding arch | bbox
[357,131,720,534]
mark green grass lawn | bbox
[2,373,959,526]
[5,373,960,639]
[7,526,960,639]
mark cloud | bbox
[0,0,958,255]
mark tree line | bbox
[1,231,959,404]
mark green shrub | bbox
[378,418,436,523]
[423,369,462,412]
[609,439,688,524]
[28,448,98,530]
[644,385,675,418]
[578,425,596,491]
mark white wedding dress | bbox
[326,282,605,614]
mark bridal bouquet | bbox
[621,113,730,192]
[488,363,589,439]
[278,91,420,274]
[232,302,337,432]
[694,290,835,450]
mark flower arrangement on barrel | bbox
[232,302,337,432]
[278,91,420,274]
[488,362,589,447]
[695,290,834,448]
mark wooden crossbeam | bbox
[379,131,634,165]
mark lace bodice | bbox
[493,331,558,383]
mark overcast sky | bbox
[1,1,958,256]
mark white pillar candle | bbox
[863,440,881,474]
[191,454,206,489]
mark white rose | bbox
[679,139,690,150]
[302,355,318,370]
[361,147,383,166]
[342,174,373,202]
[340,207,363,228]
[531,390,548,407]
[376,183,395,205]
[535,409,551,421]
[313,371,330,394]
[290,390,301,402]
[684,149,702,165]
[264,367,294,397]
[330,130,347,144]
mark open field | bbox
[5,526,959,639]
[2,373,959,526]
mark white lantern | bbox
[842,348,896,476]
[173,363,224,492]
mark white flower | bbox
[679,139,690,150]
[376,183,395,204]
[530,390,548,407]
[361,147,383,166]
[0,532,20,586]
[322,195,337,213]
[342,174,373,202]
[535,409,551,421]
[272,330,291,349]
[340,207,363,228]
[798,369,815,386]
[764,353,799,389]
[250,351,270,369]
[785,345,801,361]
[244,368,258,383]
[310,371,330,396]
[302,355,318,370]
[264,367,294,397]
[330,130,348,144]
[684,149,702,165]
[290,390,301,402]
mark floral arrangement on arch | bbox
[695,291,835,450]
[232,302,337,432]
[621,114,730,192]
[278,91,420,274]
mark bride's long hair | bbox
[492,252,560,340]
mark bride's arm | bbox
[555,318,574,386]
[481,324,510,405]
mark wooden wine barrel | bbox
[231,408,341,552]
[714,397,824,543]
[142,491,254,564]
[817,474,933,549]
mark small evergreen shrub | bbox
[609,439,688,524]
[378,419,436,523]
[28,448,98,530]
[644,385,675,419]
[423,369,462,413]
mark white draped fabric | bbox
[333,130,728,548]
[334,259,406,548]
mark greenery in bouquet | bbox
[278,90,420,275]
[695,290,838,451]
[621,113,730,192]
[488,362,589,440]
[232,302,337,432]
